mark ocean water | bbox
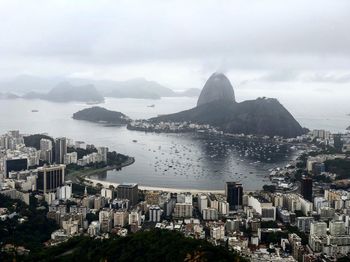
[0,93,348,190]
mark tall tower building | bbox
[226,182,243,210]
[40,138,53,163]
[36,164,65,194]
[97,147,108,163]
[117,183,139,206]
[301,177,313,202]
[333,134,343,152]
[55,137,67,164]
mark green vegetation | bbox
[325,158,350,179]
[0,194,58,256]
[262,185,276,193]
[72,183,99,196]
[18,230,245,262]
[23,134,55,150]
[313,174,332,183]
[107,151,129,166]
[72,106,129,124]
[67,146,97,159]
[285,225,308,245]
[261,221,279,228]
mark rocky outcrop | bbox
[151,73,305,138]
[197,73,235,106]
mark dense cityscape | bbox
[0,128,350,261]
[1,1,350,261]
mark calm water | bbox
[0,95,349,190]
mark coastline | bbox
[84,177,225,194]
[66,156,135,183]
[79,142,306,194]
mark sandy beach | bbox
[84,177,225,194]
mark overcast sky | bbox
[0,0,349,92]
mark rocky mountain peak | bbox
[197,73,236,107]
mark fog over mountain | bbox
[0,0,349,97]
[153,73,305,138]
[0,75,201,100]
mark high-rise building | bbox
[40,138,53,163]
[97,147,108,163]
[57,183,72,200]
[202,208,218,221]
[173,203,192,218]
[117,183,138,206]
[310,221,327,236]
[114,210,129,227]
[225,182,243,210]
[36,164,65,194]
[4,157,28,178]
[149,205,162,222]
[55,137,67,164]
[301,177,313,202]
[198,194,208,213]
[101,188,113,199]
[333,134,343,152]
[248,195,276,221]
[329,220,346,236]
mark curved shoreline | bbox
[84,177,225,194]
[67,156,135,183]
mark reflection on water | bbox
[0,96,347,190]
[90,133,299,191]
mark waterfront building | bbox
[97,147,108,163]
[117,183,138,206]
[225,182,243,210]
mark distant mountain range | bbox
[0,92,19,99]
[22,82,105,103]
[151,73,306,138]
[0,75,200,101]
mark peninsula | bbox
[150,73,305,138]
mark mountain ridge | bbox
[151,73,305,138]
[0,75,199,100]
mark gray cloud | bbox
[306,73,350,83]
[0,0,349,88]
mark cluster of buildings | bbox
[41,177,350,261]
[310,129,350,153]
[2,128,350,261]
[0,130,109,205]
[127,120,223,134]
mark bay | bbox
[0,95,348,191]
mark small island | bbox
[73,106,130,125]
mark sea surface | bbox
[0,94,349,191]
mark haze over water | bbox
[0,90,349,190]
